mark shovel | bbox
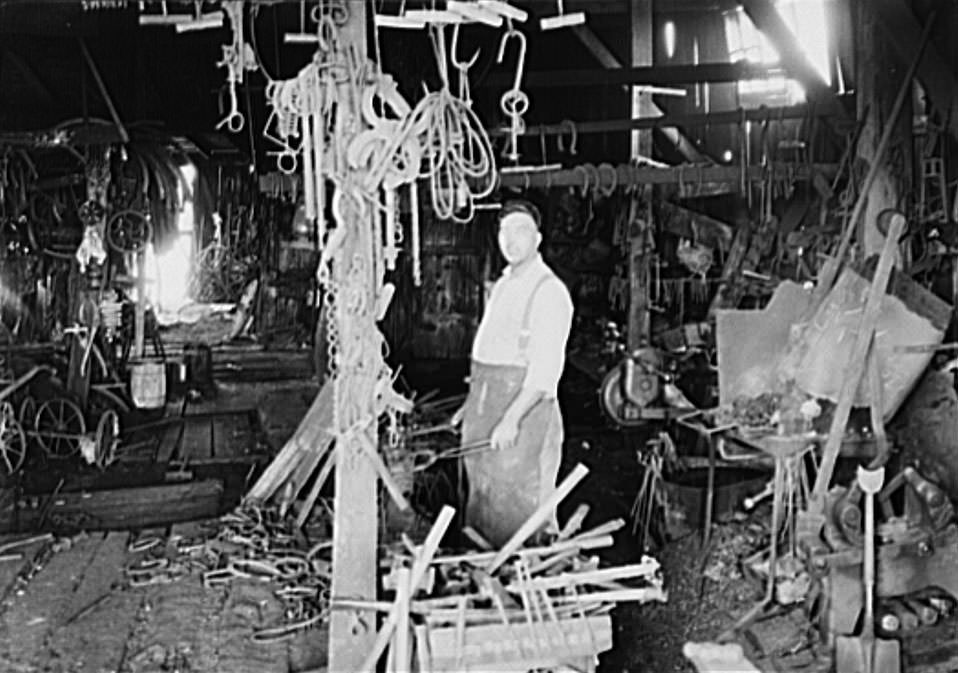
[835,466,900,673]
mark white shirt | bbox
[471,254,574,396]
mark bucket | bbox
[663,467,768,529]
[130,359,167,409]
[183,342,213,389]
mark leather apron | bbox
[462,276,564,547]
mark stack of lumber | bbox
[335,464,668,672]
[246,383,335,527]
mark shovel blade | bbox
[872,638,901,673]
[835,635,900,673]
[836,636,866,673]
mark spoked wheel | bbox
[94,410,119,469]
[0,402,27,475]
[106,209,152,253]
[34,398,86,458]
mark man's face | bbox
[497,212,541,266]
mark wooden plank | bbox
[810,213,906,505]
[483,61,782,89]
[13,480,224,532]
[179,416,213,461]
[246,381,333,502]
[0,534,51,601]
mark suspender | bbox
[517,273,555,362]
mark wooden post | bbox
[134,249,146,358]
[856,1,912,258]
[627,0,654,351]
[630,0,654,161]
[326,4,379,672]
[627,193,651,351]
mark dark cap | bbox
[498,199,541,230]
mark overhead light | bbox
[447,1,503,27]
[476,0,527,23]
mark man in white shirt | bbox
[460,199,574,546]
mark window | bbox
[724,0,831,105]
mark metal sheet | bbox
[789,268,943,419]
[715,280,812,405]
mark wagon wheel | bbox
[34,398,86,457]
[94,410,119,469]
[0,402,27,475]
[106,209,152,253]
[18,395,36,427]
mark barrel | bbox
[130,359,166,409]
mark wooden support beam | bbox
[630,0,653,161]
[487,104,834,137]
[326,4,379,672]
[739,0,837,110]
[570,24,708,163]
[9,480,224,532]
[483,61,783,89]
[498,161,835,189]
[871,0,958,141]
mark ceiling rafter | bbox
[569,24,710,164]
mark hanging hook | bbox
[496,23,526,95]
[557,119,578,156]
[450,23,480,71]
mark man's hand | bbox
[490,416,520,451]
[450,404,465,429]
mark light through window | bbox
[724,0,831,105]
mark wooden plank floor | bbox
[0,526,327,673]
[0,380,324,671]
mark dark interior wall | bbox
[0,4,224,132]
[0,2,636,166]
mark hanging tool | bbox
[216,1,256,132]
[835,466,900,673]
[450,23,479,107]
[540,0,585,30]
[497,23,528,163]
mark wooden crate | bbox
[418,614,612,672]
